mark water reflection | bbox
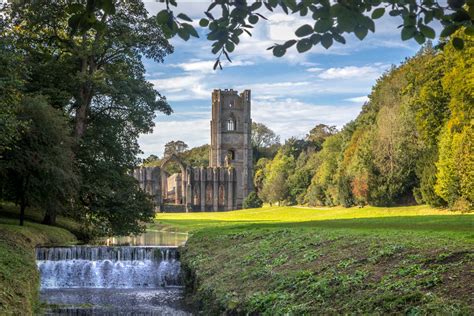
[98,229,188,247]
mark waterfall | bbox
[36,246,182,289]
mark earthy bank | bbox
[0,203,77,315]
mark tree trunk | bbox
[42,208,56,225]
[19,200,25,226]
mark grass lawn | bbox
[155,205,473,315]
[0,203,77,314]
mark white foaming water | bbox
[36,246,182,289]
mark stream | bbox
[37,230,191,315]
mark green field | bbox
[0,203,77,314]
[155,205,473,315]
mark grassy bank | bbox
[155,205,473,315]
[0,203,77,315]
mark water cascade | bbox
[36,246,182,289]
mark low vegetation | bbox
[0,203,77,314]
[156,205,473,314]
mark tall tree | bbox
[164,140,189,157]
[0,97,76,226]
[2,0,175,235]
[251,122,280,161]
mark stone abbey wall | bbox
[133,164,236,212]
[133,89,252,212]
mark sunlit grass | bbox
[154,205,473,239]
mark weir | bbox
[36,246,182,289]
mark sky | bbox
[139,1,432,158]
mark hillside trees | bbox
[254,32,473,211]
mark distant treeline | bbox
[255,33,472,211]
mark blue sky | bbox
[139,2,433,158]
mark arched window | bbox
[227,118,235,131]
[227,150,235,161]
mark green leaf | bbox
[371,8,385,19]
[354,25,368,40]
[321,33,333,49]
[182,23,199,38]
[199,18,209,27]
[249,15,259,24]
[310,33,321,44]
[178,28,190,41]
[401,26,416,40]
[314,19,333,33]
[333,33,346,44]
[296,39,312,53]
[283,40,297,48]
[156,10,170,24]
[414,32,426,44]
[225,42,235,52]
[452,37,464,50]
[273,46,286,57]
[177,13,193,22]
[419,25,435,39]
[440,24,459,37]
[295,24,314,37]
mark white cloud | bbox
[150,74,209,101]
[317,65,389,80]
[252,98,362,140]
[307,67,323,72]
[139,99,363,157]
[140,118,210,158]
[345,96,369,103]
[170,59,254,74]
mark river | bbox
[37,230,191,315]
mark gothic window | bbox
[193,186,200,205]
[227,150,235,161]
[205,184,213,205]
[229,100,233,107]
[218,185,225,205]
[227,117,235,131]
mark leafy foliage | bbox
[243,192,263,209]
[56,0,474,68]
[254,32,473,211]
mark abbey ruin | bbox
[133,89,254,212]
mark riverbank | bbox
[0,203,77,315]
[155,205,473,314]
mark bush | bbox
[243,192,263,209]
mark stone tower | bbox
[210,89,253,208]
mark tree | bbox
[2,0,175,235]
[164,140,189,157]
[5,0,173,138]
[59,0,473,69]
[435,32,473,210]
[0,97,76,226]
[306,124,337,151]
[260,151,295,204]
[251,122,280,161]
[243,192,263,209]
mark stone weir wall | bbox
[133,166,236,212]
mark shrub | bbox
[243,192,263,209]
